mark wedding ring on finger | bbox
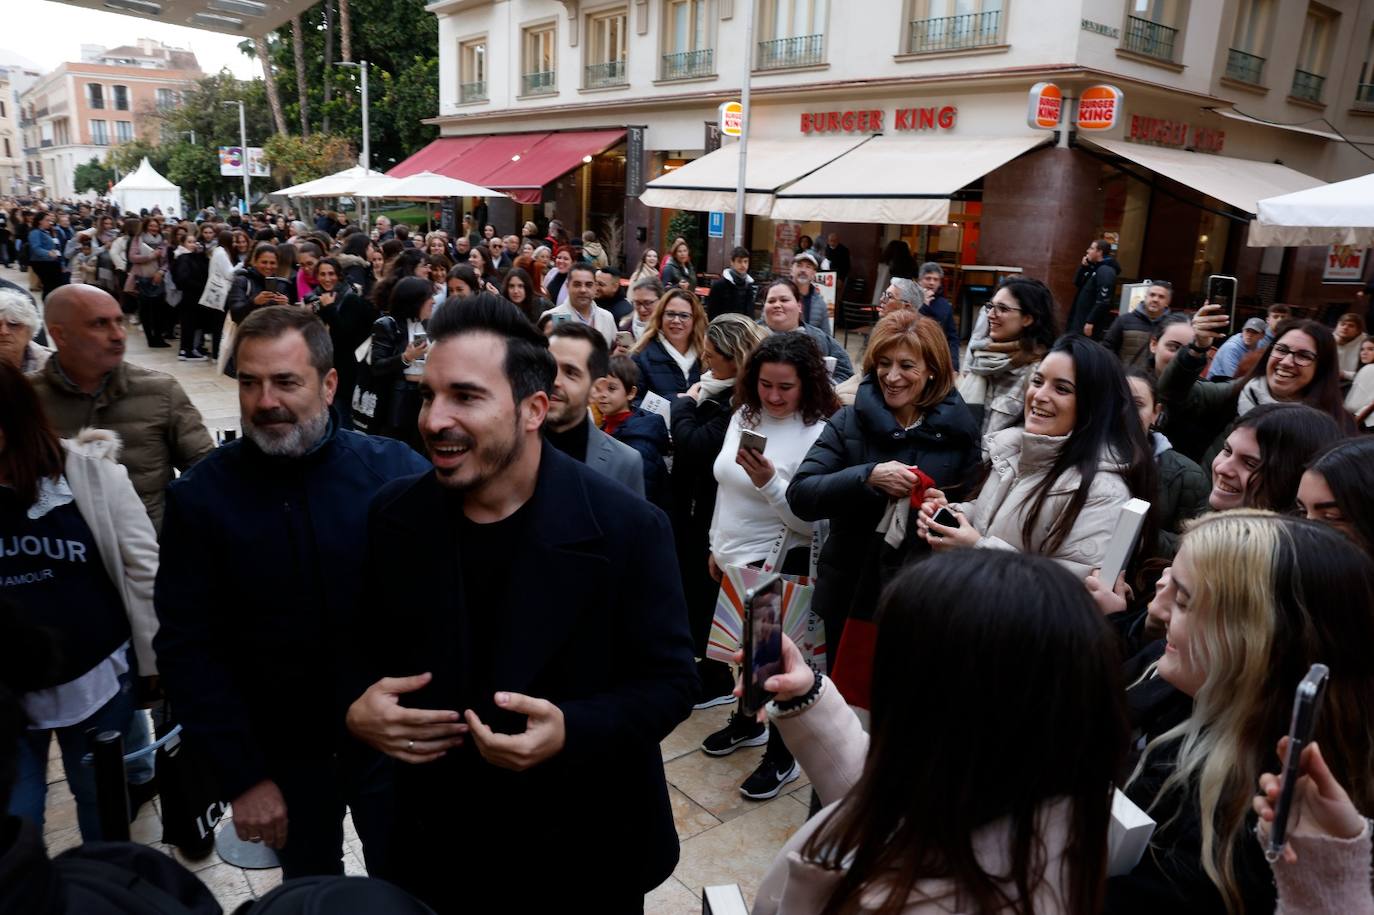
[407,739,415,751]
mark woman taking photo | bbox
[227,243,291,325]
[629,248,660,286]
[669,314,769,706]
[920,334,1155,580]
[1299,437,1374,556]
[631,288,705,399]
[1206,402,1343,515]
[751,549,1129,915]
[1160,306,1354,465]
[360,275,433,452]
[957,276,1059,452]
[307,256,377,430]
[661,238,696,290]
[1107,512,1374,914]
[500,266,549,324]
[0,363,160,840]
[701,333,840,800]
[790,311,981,668]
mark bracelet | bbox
[401,356,413,367]
[769,670,823,718]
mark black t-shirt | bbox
[0,487,130,687]
[543,416,590,464]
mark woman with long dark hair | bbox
[500,266,550,323]
[701,332,840,801]
[752,549,1129,914]
[337,232,375,298]
[1299,436,1374,556]
[921,334,1156,579]
[1160,306,1354,465]
[1124,368,1208,558]
[1206,402,1343,514]
[359,275,433,452]
[369,248,427,314]
[307,256,377,430]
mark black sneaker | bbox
[701,712,768,756]
[740,755,801,800]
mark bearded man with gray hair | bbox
[153,306,429,879]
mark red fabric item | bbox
[829,618,878,711]
[907,467,936,508]
[601,410,632,437]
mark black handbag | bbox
[155,713,226,858]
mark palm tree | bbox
[292,15,310,136]
[254,36,288,136]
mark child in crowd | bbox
[596,356,670,509]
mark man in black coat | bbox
[345,296,697,914]
[707,246,756,319]
[1069,239,1120,339]
[594,265,631,323]
[154,307,430,879]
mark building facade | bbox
[19,39,200,200]
[0,73,22,195]
[415,0,1374,319]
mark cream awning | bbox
[769,135,1051,223]
[1085,139,1324,216]
[1250,171,1374,246]
[639,136,870,215]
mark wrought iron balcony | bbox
[1224,48,1264,84]
[521,70,556,95]
[907,10,1001,53]
[1291,69,1325,103]
[662,48,714,79]
[756,34,824,70]
[459,80,487,103]
[584,59,628,88]
[1121,15,1178,62]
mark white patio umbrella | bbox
[1250,171,1372,247]
[280,165,389,198]
[382,171,504,199]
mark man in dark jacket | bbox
[708,246,755,319]
[594,266,631,323]
[345,296,696,913]
[1103,281,1172,370]
[914,265,961,369]
[824,232,851,291]
[154,307,429,880]
[1069,239,1119,338]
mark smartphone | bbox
[738,429,768,454]
[267,277,286,296]
[1267,663,1330,862]
[614,331,635,350]
[928,505,959,537]
[412,331,428,347]
[740,576,786,716]
[551,312,573,326]
[1206,274,1239,336]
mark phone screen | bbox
[929,506,959,537]
[1268,664,1330,859]
[742,577,785,716]
[1207,275,1239,336]
[412,332,428,347]
[738,430,768,454]
[615,331,634,349]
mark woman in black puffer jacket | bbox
[788,311,980,674]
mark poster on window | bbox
[1322,245,1369,284]
[773,221,799,275]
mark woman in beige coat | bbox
[919,335,1155,580]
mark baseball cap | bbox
[793,251,819,267]
[1243,317,1266,333]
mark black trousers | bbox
[270,751,395,882]
[31,260,65,297]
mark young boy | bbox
[596,357,670,508]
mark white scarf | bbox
[694,370,734,404]
[658,334,698,380]
[1238,377,1278,416]
[631,316,648,340]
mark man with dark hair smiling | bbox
[154,306,428,880]
[539,262,618,345]
[346,295,695,913]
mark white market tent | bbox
[111,158,182,218]
[1250,172,1374,247]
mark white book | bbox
[1097,498,1151,589]
[702,884,749,915]
[1108,787,1156,876]
[640,391,673,426]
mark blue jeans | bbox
[7,671,136,840]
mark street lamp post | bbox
[222,100,249,214]
[335,60,370,225]
[732,1,754,248]
[181,131,200,213]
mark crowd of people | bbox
[3,203,1374,915]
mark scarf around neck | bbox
[694,371,734,404]
[658,334,698,380]
[1237,376,1278,416]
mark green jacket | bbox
[30,357,215,532]
[1153,438,1210,559]
[1157,346,1239,466]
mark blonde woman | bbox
[1108,511,1374,914]
[631,288,707,399]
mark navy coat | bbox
[633,336,701,400]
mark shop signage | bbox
[1323,245,1369,284]
[719,101,744,137]
[1126,114,1226,152]
[1027,82,1062,130]
[708,211,725,238]
[218,146,269,178]
[1081,18,1120,39]
[1076,85,1123,131]
[799,105,957,134]
[626,126,645,197]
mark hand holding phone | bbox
[741,578,786,717]
[1206,274,1239,337]
[738,429,768,454]
[1191,302,1230,351]
[1255,736,1365,865]
[1265,664,1331,862]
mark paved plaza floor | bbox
[14,265,819,911]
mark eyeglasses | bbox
[988,302,1022,317]
[662,311,693,323]
[1272,342,1317,367]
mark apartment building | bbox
[409,0,1374,312]
[19,38,200,200]
[0,73,21,195]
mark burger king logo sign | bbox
[1076,85,1124,131]
[1027,82,1063,130]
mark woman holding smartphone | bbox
[308,257,376,430]
[227,243,290,325]
[363,276,433,453]
[702,333,839,801]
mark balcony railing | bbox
[521,70,556,95]
[584,59,627,88]
[757,34,825,70]
[40,139,52,148]
[1291,68,1325,103]
[1357,83,1374,104]
[1121,15,1178,62]
[1224,48,1264,84]
[459,80,487,103]
[907,10,1001,53]
[662,48,714,79]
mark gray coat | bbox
[587,423,646,498]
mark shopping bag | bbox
[200,270,230,311]
[155,719,226,857]
[216,313,236,377]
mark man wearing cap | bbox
[1102,281,1173,370]
[1206,317,1269,381]
[791,251,831,335]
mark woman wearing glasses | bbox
[957,277,1059,457]
[631,288,706,400]
[1159,304,1355,466]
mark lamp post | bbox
[335,60,370,225]
[222,100,249,214]
[181,131,200,213]
[732,1,754,247]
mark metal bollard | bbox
[92,729,131,842]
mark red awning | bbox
[389,129,627,205]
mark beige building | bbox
[0,72,21,195]
[408,0,1374,317]
[20,39,200,201]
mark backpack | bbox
[243,876,435,914]
[49,842,219,914]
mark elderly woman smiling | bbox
[0,288,50,374]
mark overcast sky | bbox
[1,0,259,79]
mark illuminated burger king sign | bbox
[1076,84,1124,131]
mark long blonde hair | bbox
[1131,510,1374,913]
[631,288,707,357]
